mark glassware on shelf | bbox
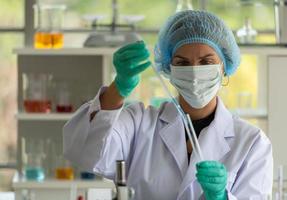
[56,82,73,113]
[22,138,46,181]
[54,155,74,180]
[42,138,55,178]
[34,3,66,49]
[120,15,145,26]
[274,165,287,200]
[82,14,106,28]
[23,73,52,113]
[24,157,45,181]
[176,0,193,12]
[80,171,96,180]
[21,190,36,200]
[236,18,257,44]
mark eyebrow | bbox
[199,53,215,59]
[173,53,215,60]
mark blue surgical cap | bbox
[154,10,240,76]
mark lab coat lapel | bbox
[159,103,189,179]
[177,97,235,198]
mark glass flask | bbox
[237,18,258,44]
[34,3,66,49]
[56,81,73,113]
[22,138,46,181]
[80,171,96,180]
[54,155,74,180]
[176,0,193,12]
[23,73,52,113]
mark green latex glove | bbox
[196,161,227,200]
[113,41,151,97]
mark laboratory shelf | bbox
[240,46,287,55]
[16,113,74,121]
[13,48,117,56]
[230,108,268,119]
[13,179,115,189]
[13,177,115,189]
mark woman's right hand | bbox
[113,40,151,97]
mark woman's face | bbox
[171,43,222,67]
[170,43,223,113]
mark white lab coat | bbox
[63,87,273,200]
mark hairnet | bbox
[154,10,240,76]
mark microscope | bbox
[113,160,135,200]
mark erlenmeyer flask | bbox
[236,18,257,44]
[176,0,193,12]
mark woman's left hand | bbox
[196,161,227,200]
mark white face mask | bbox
[170,63,222,109]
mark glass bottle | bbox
[56,81,73,113]
[176,0,193,12]
[34,3,66,49]
[236,18,257,44]
[55,155,74,180]
[23,73,52,113]
[23,138,46,181]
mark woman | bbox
[63,10,273,199]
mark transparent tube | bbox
[151,63,204,161]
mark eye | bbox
[172,58,190,66]
[175,60,190,66]
[199,59,215,65]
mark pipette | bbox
[150,63,204,161]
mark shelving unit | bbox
[16,113,74,121]
[13,48,116,197]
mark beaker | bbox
[22,138,46,181]
[80,171,96,180]
[34,4,66,49]
[23,73,52,113]
[24,153,45,181]
[56,82,73,113]
[54,155,74,180]
[236,18,257,44]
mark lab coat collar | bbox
[159,101,181,123]
[177,97,235,198]
[159,104,189,179]
[158,97,235,198]
[159,97,234,137]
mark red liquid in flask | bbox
[24,100,51,113]
[56,105,73,113]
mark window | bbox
[207,0,275,43]
[0,0,24,191]
[0,0,23,27]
